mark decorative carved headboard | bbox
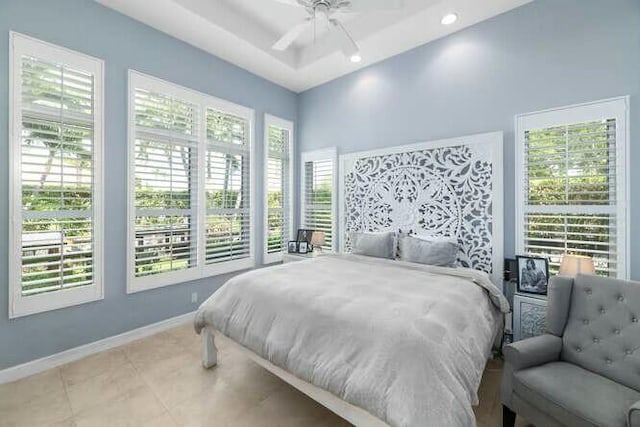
[339,132,503,284]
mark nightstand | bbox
[282,251,331,263]
[512,293,547,341]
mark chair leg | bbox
[503,405,516,427]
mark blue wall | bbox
[2,0,639,370]
[298,0,640,278]
[0,0,297,369]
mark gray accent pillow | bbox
[351,231,397,259]
[398,234,459,267]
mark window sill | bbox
[10,283,104,319]
[127,258,255,294]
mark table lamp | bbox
[310,231,326,252]
[558,255,595,277]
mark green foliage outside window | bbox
[525,120,616,276]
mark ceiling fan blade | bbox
[340,0,404,12]
[273,0,309,7]
[272,20,312,51]
[330,19,359,56]
[273,0,301,6]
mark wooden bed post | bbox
[202,328,218,368]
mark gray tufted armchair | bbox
[502,274,640,427]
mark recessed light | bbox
[441,13,458,25]
[350,53,362,63]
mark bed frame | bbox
[201,326,390,427]
[202,323,503,426]
[201,132,504,425]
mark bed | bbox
[195,255,508,426]
[195,132,506,426]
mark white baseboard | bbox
[0,311,196,384]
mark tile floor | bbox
[0,324,531,426]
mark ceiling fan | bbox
[272,0,404,60]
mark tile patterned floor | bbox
[0,324,531,426]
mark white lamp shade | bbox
[310,231,326,247]
[558,255,595,276]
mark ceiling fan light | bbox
[350,53,362,63]
[441,13,458,25]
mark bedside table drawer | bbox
[513,293,547,341]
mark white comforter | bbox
[194,254,508,427]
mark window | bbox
[516,97,629,278]
[264,115,294,263]
[130,78,200,287]
[128,71,254,292]
[204,109,252,267]
[300,148,337,251]
[9,33,104,317]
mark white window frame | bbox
[127,71,255,293]
[515,96,630,279]
[8,32,105,318]
[263,114,294,264]
[300,148,338,252]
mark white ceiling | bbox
[96,0,532,92]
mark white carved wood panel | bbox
[513,293,547,341]
[339,132,503,284]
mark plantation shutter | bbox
[132,88,198,278]
[265,124,291,256]
[520,100,627,278]
[302,159,334,250]
[204,109,251,264]
[128,72,254,291]
[19,55,98,296]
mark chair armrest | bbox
[629,401,640,427]
[503,334,562,371]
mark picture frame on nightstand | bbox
[296,229,313,245]
[516,255,549,296]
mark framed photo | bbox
[516,255,549,295]
[298,241,309,254]
[296,229,313,245]
[287,241,298,254]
